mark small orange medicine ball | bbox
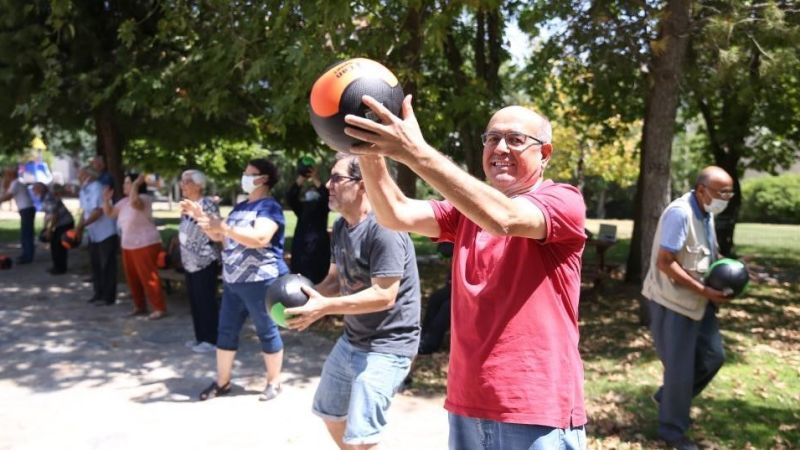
[309,58,404,153]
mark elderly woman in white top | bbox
[179,169,221,353]
[102,173,166,319]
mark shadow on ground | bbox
[0,242,332,405]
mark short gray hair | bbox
[181,169,207,189]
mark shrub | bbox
[740,174,800,224]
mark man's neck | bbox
[342,203,371,227]
[503,177,544,198]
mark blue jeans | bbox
[217,281,283,354]
[19,207,35,262]
[312,337,411,445]
[448,415,586,450]
[649,301,724,441]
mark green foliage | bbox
[518,0,658,140]
[687,0,800,174]
[740,174,800,224]
[670,117,714,194]
[0,0,522,188]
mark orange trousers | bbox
[122,243,166,313]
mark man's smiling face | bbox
[482,106,551,197]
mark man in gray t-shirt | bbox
[286,155,420,448]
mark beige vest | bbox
[642,192,714,321]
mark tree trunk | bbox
[443,5,504,179]
[94,103,124,199]
[396,165,416,197]
[626,165,645,283]
[713,165,740,257]
[595,185,606,219]
[392,4,425,197]
[461,125,484,178]
[626,0,692,324]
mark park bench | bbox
[587,223,618,289]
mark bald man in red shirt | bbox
[346,95,587,450]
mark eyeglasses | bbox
[702,184,735,200]
[329,173,361,185]
[481,131,546,152]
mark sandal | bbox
[198,381,230,401]
[127,309,147,317]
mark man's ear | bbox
[541,143,553,164]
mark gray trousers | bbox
[648,301,725,441]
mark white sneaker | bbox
[185,340,198,349]
[259,383,281,401]
[192,342,217,353]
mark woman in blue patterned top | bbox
[181,159,288,402]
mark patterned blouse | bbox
[179,196,221,273]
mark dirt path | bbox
[0,241,447,449]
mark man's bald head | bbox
[487,106,552,144]
[695,166,733,189]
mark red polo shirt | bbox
[431,180,587,428]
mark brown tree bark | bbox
[443,5,504,179]
[393,5,424,197]
[94,103,124,200]
[697,95,745,257]
[626,0,692,298]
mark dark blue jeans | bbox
[19,207,35,262]
[50,223,73,272]
[649,301,725,441]
[88,235,118,304]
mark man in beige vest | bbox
[642,166,735,450]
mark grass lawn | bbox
[1,212,797,448]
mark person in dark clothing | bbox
[286,158,330,283]
[419,242,454,355]
[32,183,74,275]
[403,243,453,389]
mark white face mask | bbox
[241,175,261,194]
[704,198,729,215]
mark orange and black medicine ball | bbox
[61,229,81,250]
[309,58,404,153]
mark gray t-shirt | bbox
[331,213,421,357]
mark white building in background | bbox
[51,155,80,187]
